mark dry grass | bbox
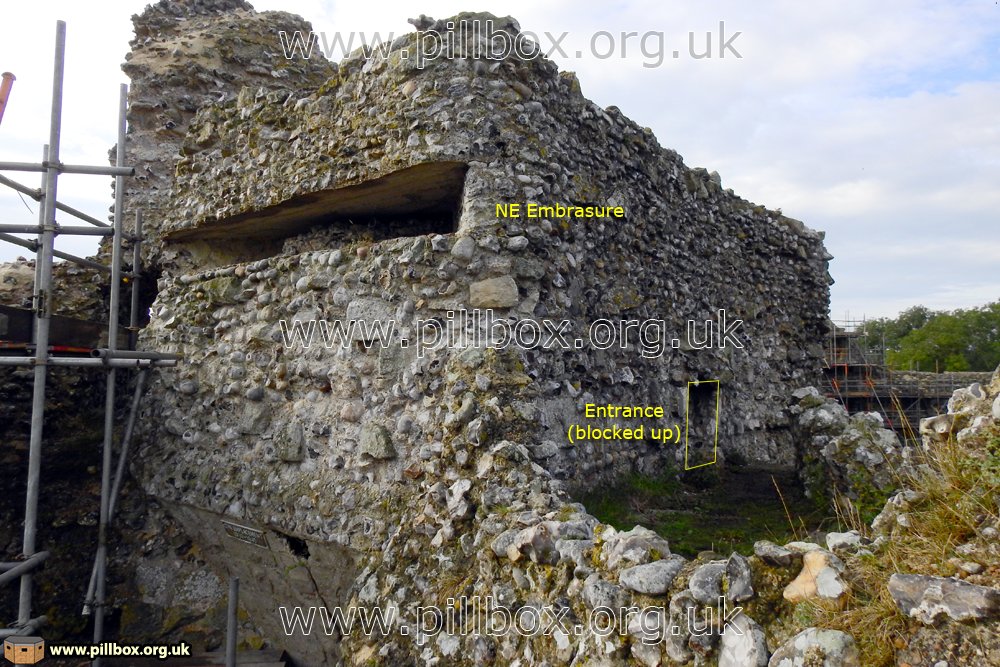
[806,423,1000,666]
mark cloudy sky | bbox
[0,0,997,320]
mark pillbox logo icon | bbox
[3,636,44,665]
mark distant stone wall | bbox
[889,370,993,393]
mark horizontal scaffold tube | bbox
[90,348,181,361]
[0,357,177,368]
[0,552,49,587]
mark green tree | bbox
[878,301,1000,372]
[862,305,935,355]
[888,313,970,371]
[966,302,1000,370]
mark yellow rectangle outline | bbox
[684,379,720,470]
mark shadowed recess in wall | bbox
[685,379,720,471]
[166,161,468,266]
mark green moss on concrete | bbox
[578,467,830,558]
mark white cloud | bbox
[0,0,997,320]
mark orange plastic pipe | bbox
[0,72,15,126]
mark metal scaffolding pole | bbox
[0,553,50,588]
[0,357,177,369]
[91,349,180,361]
[0,232,138,276]
[0,173,111,228]
[129,211,142,349]
[0,161,133,177]
[226,577,239,667]
[83,369,148,616]
[0,21,179,643]
[0,616,46,639]
[32,146,47,345]
[92,82,128,662]
[0,224,115,235]
[18,19,66,628]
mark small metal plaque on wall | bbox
[222,520,268,548]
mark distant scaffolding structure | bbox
[0,21,178,660]
[824,319,990,444]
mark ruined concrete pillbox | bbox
[101,5,839,664]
